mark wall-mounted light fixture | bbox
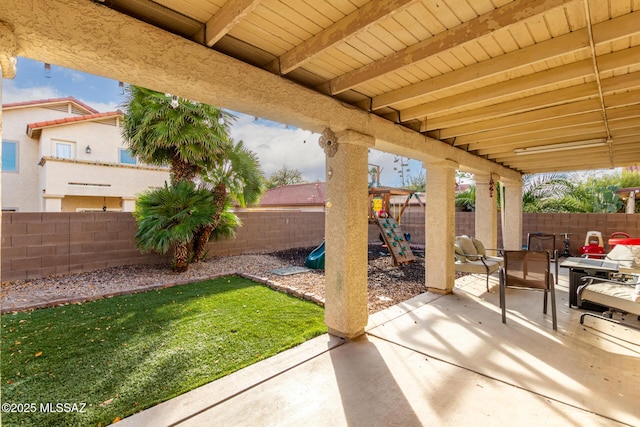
[514,138,607,155]
[489,175,495,198]
[85,145,92,154]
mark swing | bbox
[404,193,412,242]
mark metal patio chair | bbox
[500,250,557,330]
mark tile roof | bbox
[27,111,122,129]
[26,111,122,137]
[259,182,326,206]
[3,96,100,114]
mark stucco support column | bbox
[320,128,372,339]
[474,173,498,254]
[500,178,523,250]
[424,159,458,294]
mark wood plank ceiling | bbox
[100,0,640,174]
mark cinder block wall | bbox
[1,211,325,282]
[1,212,165,282]
[205,211,325,256]
[3,211,640,282]
[522,212,640,255]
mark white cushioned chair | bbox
[454,235,503,292]
[578,274,640,331]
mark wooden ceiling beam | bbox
[439,99,601,138]
[452,104,640,145]
[397,45,640,122]
[471,124,610,153]
[438,82,640,138]
[473,120,640,156]
[366,30,588,112]
[204,0,263,47]
[368,9,640,111]
[495,145,640,171]
[494,149,610,167]
[327,0,576,95]
[453,112,605,145]
[273,0,418,75]
[417,73,640,132]
[473,122,637,155]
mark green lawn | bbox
[1,275,327,426]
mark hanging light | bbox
[118,81,125,95]
[170,95,179,108]
[44,63,52,78]
[218,116,224,125]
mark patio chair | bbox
[454,235,503,292]
[577,274,640,331]
[527,233,559,284]
[499,250,557,330]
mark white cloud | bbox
[2,80,62,103]
[367,149,422,188]
[2,79,119,112]
[80,99,121,113]
[230,114,325,182]
[67,70,86,84]
[229,113,425,187]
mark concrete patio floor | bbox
[116,266,640,427]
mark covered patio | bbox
[116,270,640,426]
[1,0,639,424]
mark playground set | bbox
[368,188,423,266]
[305,188,423,269]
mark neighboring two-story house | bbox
[2,97,169,212]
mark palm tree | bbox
[522,173,573,212]
[123,86,263,267]
[191,139,264,262]
[121,86,234,182]
[455,185,476,211]
[134,181,216,272]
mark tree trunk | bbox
[171,156,199,183]
[173,241,189,272]
[192,182,227,262]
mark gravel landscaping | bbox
[1,244,461,314]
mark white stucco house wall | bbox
[1,97,170,212]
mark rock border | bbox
[0,271,324,315]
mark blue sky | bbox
[3,57,421,187]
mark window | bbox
[2,140,18,172]
[54,141,75,159]
[119,148,137,165]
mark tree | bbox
[265,167,305,189]
[522,173,574,212]
[122,86,233,182]
[455,185,476,212]
[406,170,425,192]
[123,86,264,270]
[134,181,216,272]
[393,156,410,187]
[191,140,264,262]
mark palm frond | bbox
[134,181,215,255]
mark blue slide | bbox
[305,240,325,269]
